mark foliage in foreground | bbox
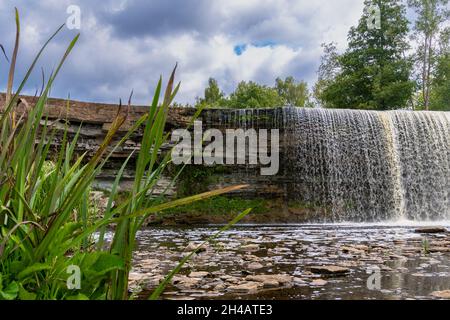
[0,9,249,300]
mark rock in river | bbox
[239,244,260,252]
[430,290,450,299]
[189,271,210,278]
[228,282,261,293]
[311,279,328,286]
[309,265,350,275]
[415,227,447,234]
[247,262,264,270]
[245,274,293,286]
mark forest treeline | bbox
[187,0,449,111]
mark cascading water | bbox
[282,108,450,222]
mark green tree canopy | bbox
[226,81,284,109]
[430,52,450,110]
[408,0,449,110]
[196,77,226,108]
[275,76,310,107]
[318,0,415,110]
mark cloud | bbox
[0,0,366,104]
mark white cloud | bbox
[0,0,367,104]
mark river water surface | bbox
[127,223,450,300]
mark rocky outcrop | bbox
[1,93,291,200]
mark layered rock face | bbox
[0,93,286,199]
[3,93,448,222]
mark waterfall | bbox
[282,108,449,222]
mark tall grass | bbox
[0,9,249,300]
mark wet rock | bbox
[189,271,210,278]
[239,244,260,252]
[228,281,261,293]
[173,276,202,289]
[380,265,393,271]
[243,254,260,261]
[136,258,159,269]
[427,258,440,265]
[430,290,450,299]
[428,247,450,253]
[341,246,365,255]
[147,275,164,287]
[245,274,292,286]
[247,262,264,270]
[167,296,196,301]
[353,244,369,251]
[214,283,226,291]
[293,278,308,286]
[224,276,240,284]
[389,254,408,262]
[128,272,147,283]
[311,279,328,286]
[184,242,208,253]
[309,265,350,275]
[415,227,447,234]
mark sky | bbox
[0,0,370,105]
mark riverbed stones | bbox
[129,225,450,300]
[309,265,350,275]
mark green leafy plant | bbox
[0,8,249,300]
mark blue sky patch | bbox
[234,44,247,56]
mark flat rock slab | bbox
[415,227,447,234]
[245,274,293,286]
[239,244,260,252]
[247,262,264,270]
[228,282,261,293]
[311,279,328,286]
[310,266,350,275]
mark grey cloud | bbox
[100,0,219,38]
[0,0,365,104]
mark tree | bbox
[314,42,341,107]
[275,76,310,107]
[318,0,415,110]
[196,78,226,108]
[227,81,283,109]
[430,51,450,110]
[408,0,449,110]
